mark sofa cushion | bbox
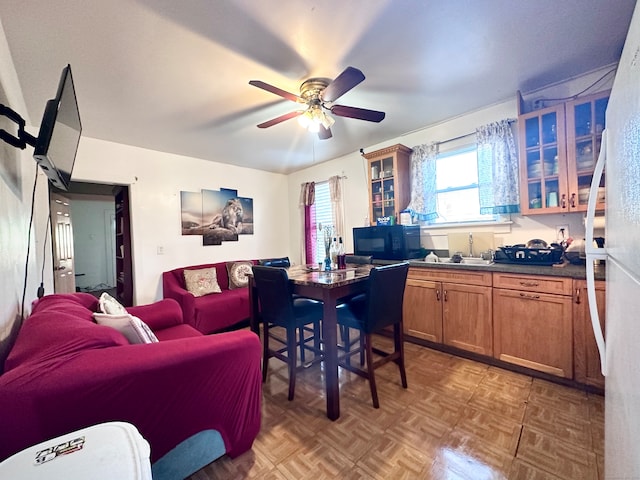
[4,297,128,373]
[98,292,128,315]
[226,261,253,290]
[93,313,159,344]
[184,267,222,297]
[192,289,249,333]
[153,324,202,342]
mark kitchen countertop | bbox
[379,259,606,281]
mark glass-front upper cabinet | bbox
[518,104,568,214]
[363,144,411,225]
[517,90,609,215]
[565,90,609,212]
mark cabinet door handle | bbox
[435,289,440,301]
[519,292,540,300]
[561,194,567,209]
[575,288,581,304]
[570,193,576,208]
[519,281,539,287]
[443,290,448,302]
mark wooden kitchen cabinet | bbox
[565,91,609,212]
[517,90,609,215]
[404,275,442,342]
[363,144,411,225]
[493,273,573,378]
[403,268,493,356]
[573,279,606,389]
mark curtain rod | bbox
[302,174,348,186]
[437,118,516,146]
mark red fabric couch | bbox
[162,260,257,334]
[0,293,262,475]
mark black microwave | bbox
[353,225,422,260]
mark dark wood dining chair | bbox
[339,254,372,354]
[258,257,291,267]
[336,262,409,408]
[251,265,323,401]
[344,254,373,265]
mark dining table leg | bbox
[321,290,340,421]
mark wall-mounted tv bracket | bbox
[0,104,37,149]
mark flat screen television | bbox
[33,64,82,191]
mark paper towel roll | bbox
[585,215,606,230]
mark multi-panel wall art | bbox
[180,188,254,246]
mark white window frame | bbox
[314,181,333,264]
[423,144,510,227]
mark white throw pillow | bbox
[98,292,128,315]
[93,313,159,344]
[183,267,222,297]
[226,261,253,290]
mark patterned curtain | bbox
[407,142,439,221]
[476,119,520,214]
[328,175,345,238]
[299,182,316,264]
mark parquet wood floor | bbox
[188,336,604,480]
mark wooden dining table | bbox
[248,263,374,420]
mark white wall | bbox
[0,18,51,368]
[287,66,614,259]
[72,137,290,305]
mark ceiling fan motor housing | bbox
[300,78,331,105]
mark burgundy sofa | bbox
[162,260,258,334]
[0,293,262,479]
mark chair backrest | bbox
[364,262,409,334]
[259,257,291,268]
[251,266,295,326]
[345,255,373,265]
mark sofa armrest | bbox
[127,298,183,331]
[0,330,262,463]
[162,273,196,324]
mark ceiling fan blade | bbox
[257,111,302,128]
[320,66,365,103]
[331,105,385,123]
[249,80,301,103]
[318,125,332,140]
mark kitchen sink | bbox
[439,257,493,266]
[461,257,493,265]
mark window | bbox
[314,181,333,264]
[432,146,497,224]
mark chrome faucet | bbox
[468,232,474,257]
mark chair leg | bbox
[364,333,379,408]
[287,325,298,401]
[395,323,408,388]
[262,321,269,383]
[299,327,306,363]
[343,327,351,366]
[314,319,321,351]
[359,333,365,366]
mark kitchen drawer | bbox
[492,272,572,295]
[408,267,492,286]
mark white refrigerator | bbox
[585,2,640,478]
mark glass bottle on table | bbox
[337,237,346,269]
[330,237,338,269]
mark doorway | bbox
[52,182,132,302]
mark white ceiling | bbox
[0,0,636,174]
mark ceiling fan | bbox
[249,66,385,140]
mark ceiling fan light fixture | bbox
[297,105,333,133]
[321,111,335,129]
[297,110,313,128]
